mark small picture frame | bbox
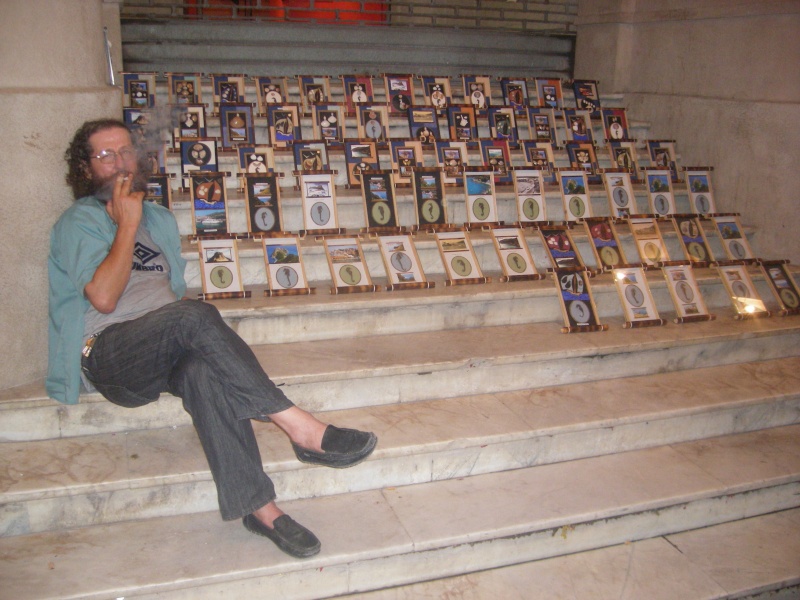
[411,167,449,229]
[408,106,441,143]
[378,234,433,290]
[298,75,331,113]
[553,267,606,332]
[557,169,592,221]
[436,141,470,185]
[522,141,556,184]
[180,139,218,179]
[583,217,627,271]
[122,72,156,108]
[360,170,400,231]
[602,108,631,141]
[341,74,374,114]
[760,260,800,316]
[357,105,390,141]
[189,172,229,237]
[245,172,284,236]
[566,142,600,183]
[612,266,664,328]
[172,104,206,147]
[683,167,717,215]
[661,262,715,323]
[607,140,641,181]
[254,76,288,114]
[647,139,680,182]
[390,140,424,185]
[643,168,676,216]
[167,73,202,105]
[219,103,255,149]
[145,174,173,210]
[628,216,671,266]
[292,141,329,172]
[714,262,770,319]
[420,75,452,109]
[534,77,564,109]
[673,216,715,265]
[512,168,547,224]
[463,167,500,228]
[211,74,246,108]
[563,109,594,144]
[344,140,381,187]
[539,226,587,270]
[491,227,542,282]
[571,79,601,113]
[480,140,513,184]
[384,73,415,115]
[488,107,518,142]
[263,236,314,296]
[526,107,557,143]
[238,145,275,175]
[447,105,478,142]
[601,168,637,217]
[198,238,249,299]
[312,104,345,143]
[499,77,530,112]
[713,215,755,261]
[436,231,489,285]
[324,237,379,293]
[267,104,301,147]
[298,171,341,234]
[462,75,492,110]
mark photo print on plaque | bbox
[447,105,478,142]
[760,260,800,315]
[557,169,592,221]
[629,217,670,266]
[527,107,558,144]
[211,74,246,110]
[145,174,172,210]
[714,262,770,319]
[539,226,586,270]
[254,76,287,114]
[324,237,379,293]
[420,75,452,109]
[647,139,680,182]
[263,236,313,296]
[411,168,448,229]
[464,167,500,228]
[312,104,345,143]
[267,104,301,147]
[341,74,374,114]
[298,75,330,113]
[298,171,340,234]
[644,168,676,216]
[390,140,424,185]
[245,173,283,236]
[683,167,717,214]
[238,145,275,175]
[491,228,542,282]
[190,172,229,237]
[583,218,627,271]
[553,267,606,332]
[122,72,156,108]
[488,107,518,142]
[357,105,390,141]
[219,103,255,149]
[292,141,329,172]
[674,216,714,265]
[408,106,440,143]
[534,77,564,109]
[563,109,594,144]
[512,168,547,224]
[436,141,470,185]
[566,142,600,183]
[436,231,488,285]
[612,266,664,328]
[360,170,400,231]
[602,108,631,141]
[344,140,380,187]
[384,74,415,115]
[661,262,714,323]
[198,238,248,299]
[607,140,641,181]
[522,141,557,184]
[571,79,601,113]
[480,140,513,184]
[601,169,637,217]
[378,234,432,290]
[499,78,530,113]
[713,215,755,261]
[462,75,492,110]
[180,139,218,179]
[167,73,201,105]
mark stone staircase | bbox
[2,80,800,598]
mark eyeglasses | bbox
[91,147,137,164]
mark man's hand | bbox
[106,172,144,231]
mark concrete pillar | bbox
[0,0,122,391]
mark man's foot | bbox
[292,425,377,468]
[242,513,321,558]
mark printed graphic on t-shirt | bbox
[132,242,166,272]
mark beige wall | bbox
[0,0,121,391]
[575,0,800,263]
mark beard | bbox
[91,168,148,203]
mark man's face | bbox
[87,127,141,201]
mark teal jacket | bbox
[47,196,187,404]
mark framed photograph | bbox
[378,234,433,290]
[612,266,664,327]
[526,107,557,143]
[237,145,275,175]
[254,76,288,114]
[324,237,379,293]
[298,75,331,113]
[539,226,587,270]
[312,104,345,143]
[583,217,627,271]
[298,171,340,234]
[480,140,513,184]
[713,215,755,261]
[172,104,206,147]
[122,72,156,108]
[673,216,715,265]
[683,167,717,214]
[491,227,542,282]
[571,79,601,113]
[607,140,641,181]
[522,141,556,184]
[643,168,676,216]
[360,170,400,230]
[341,74,374,114]
[436,141,470,185]
[384,74,415,115]
[553,267,606,332]
[292,141,329,172]
[420,75,452,109]
[499,77,530,112]
[488,107,518,142]
[661,262,714,323]
[408,106,440,143]
[219,103,255,149]
[462,75,492,110]
[566,141,600,183]
[512,168,547,223]
[628,216,671,266]
[245,173,283,236]
[211,74,246,108]
[557,169,592,221]
[601,168,637,217]
[180,139,218,179]
[436,231,488,285]
[534,77,564,109]
[357,105,390,141]
[447,105,478,142]
[463,167,500,227]
[267,104,301,147]
[189,172,229,236]
[198,238,248,299]
[263,236,313,296]
[144,174,173,210]
[714,262,770,318]
[166,73,202,105]
[602,108,631,141]
[344,140,380,187]
[390,140,424,185]
[760,260,800,315]
[647,139,680,182]
[563,109,594,144]
[411,167,449,228]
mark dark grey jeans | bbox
[81,299,294,520]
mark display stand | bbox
[711,214,756,261]
[211,74,246,112]
[197,238,250,300]
[642,167,676,216]
[389,140,424,185]
[713,260,771,319]
[219,103,255,149]
[435,141,469,185]
[488,107,518,142]
[556,168,592,222]
[254,76,288,114]
[298,75,331,114]
[384,74,415,115]
[583,217,628,271]
[538,225,587,271]
[673,215,715,266]
[447,105,478,142]
[166,73,202,105]
[627,215,671,266]
[408,106,441,143]
[378,234,434,290]
[552,267,607,333]
[491,228,543,282]
[463,166,502,229]
[534,77,564,109]
[312,104,345,143]
[612,266,665,328]
[660,261,715,323]
[602,108,631,141]
[410,167,454,232]
[511,167,548,225]
[324,236,381,294]
[600,168,637,217]
[683,166,717,214]
[436,230,490,286]
[262,236,315,296]
[267,104,301,147]
[357,105,390,142]
[420,75,452,109]
[759,260,800,316]
[244,172,285,237]
[296,170,345,236]
[344,140,381,188]
[359,170,402,232]
[341,74,374,114]
[461,75,492,111]
[189,172,232,238]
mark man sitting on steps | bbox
[47,118,377,559]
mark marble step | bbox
[338,508,800,600]
[2,315,799,442]
[2,425,799,600]
[3,357,799,537]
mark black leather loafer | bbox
[242,514,321,558]
[292,425,377,469]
